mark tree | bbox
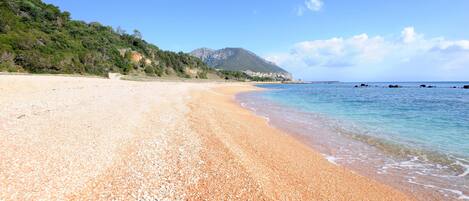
[61,11,71,21]
[144,65,155,75]
[133,29,142,39]
[116,26,126,35]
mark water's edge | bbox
[235,89,469,201]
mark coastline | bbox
[0,75,412,200]
[237,83,469,201]
[187,83,413,200]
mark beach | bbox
[0,75,413,200]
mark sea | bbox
[236,82,469,200]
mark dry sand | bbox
[0,75,414,200]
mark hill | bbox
[190,48,292,81]
[0,0,210,78]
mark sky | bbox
[43,0,469,81]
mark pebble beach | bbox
[0,75,413,200]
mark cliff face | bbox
[190,48,215,61]
[190,48,237,68]
[190,47,292,81]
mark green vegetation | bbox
[0,0,210,78]
[217,70,274,82]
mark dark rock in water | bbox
[355,83,369,88]
[388,85,400,88]
[453,86,457,88]
[464,85,469,89]
[420,84,436,88]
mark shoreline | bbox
[0,75,412,200]
[188,83,413,200]
[236,84,469,201]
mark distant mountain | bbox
[190,47,292,81]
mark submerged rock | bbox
[464,85,469,89]
[388,85,400,88]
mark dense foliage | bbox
[0,0,210,78]
[217,70,274,82]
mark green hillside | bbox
[0,0,210,78]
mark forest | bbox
[0,0,210,78]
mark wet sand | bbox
[0,75,413,200]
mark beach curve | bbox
[0,75,413,200]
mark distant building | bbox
[243,70,293,81]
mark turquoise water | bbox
[258,82,469,158]
[237,82,469,200]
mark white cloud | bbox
[265,27,469,81]
[297,0,323,16]
[305,0,323,11]
[401,26,422,43]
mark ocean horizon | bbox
[237,82,469,200]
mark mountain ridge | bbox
[190,47,288,73]
[190,47,292,81]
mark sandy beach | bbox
[0,75,413,200]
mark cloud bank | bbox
[265,27,469,81]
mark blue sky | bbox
[43,0,469,81]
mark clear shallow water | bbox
[237,82,469,200]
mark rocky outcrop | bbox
[190,48,215,61]
[118,48,151,64]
